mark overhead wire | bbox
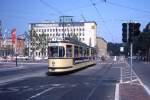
[101,0,150,15]
[39,0,64,15]
[90,0,115,42]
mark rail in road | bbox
[0,60,121,100]
[0,62,48,85]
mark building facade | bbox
[96,37,107,58]
[29,16,97,58]
[0,38,25,57]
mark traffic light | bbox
[128,23,134,42]
[128,23,141,42]
[122,22,141,43]
[134,23,141,36]
[122,23,127,43]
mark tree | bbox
[29,28,39,61]
[38,32,47,59]
[23,47,29,56]
[107,42,123,56]
[134,23,150,62]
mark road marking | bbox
[0,66,24,71]
[27,87,55,100]
[0,71,46,85]
[114,83,119,100]
[133,70,150,95]
[126,62,150,96]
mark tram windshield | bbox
[48,46,65,57]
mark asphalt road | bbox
[133,61,150,92]
[0,62,48,84]
[0,61,121,100]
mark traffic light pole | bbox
[130,42,133,84]
[127,23,129,42]
[122,22,140,84]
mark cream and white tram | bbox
[48,39,96,73]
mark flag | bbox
[2,31,5,40]
[4,29,8,39]
[0,31,2,39]
[2,29,7,44]
[7,31,11,39]
[11,28,16,44]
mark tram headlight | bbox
[52,61,55,67]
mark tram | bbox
[48,37,96,73]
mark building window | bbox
[82,28,84,31]
[77,28,78,31]
[79,33,81,36]
[79,28,82,31]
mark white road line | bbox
[114,83,119,100]
[27,87,55,100]
[126,62,150,96]
[0,66,24,71]
[133,70,150,95]
[0,71,46,85]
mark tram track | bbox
[84,62,114,100]
[0,61,119,100]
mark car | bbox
[34,56,42,60]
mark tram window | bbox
[48,46,65,57]
[91,49,94,56]
[66,45,72,57]
[87,48,89,56]
[74,46,79,58]
[59,47,65,57]
[79,47,83,57]
[48,46,58,57]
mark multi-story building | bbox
[29,16,97,58]
[96,37,107,58]
[0,38,25,57]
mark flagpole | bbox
[15,37,18,67]
[0,20,2,47]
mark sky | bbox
[0,0,150,43]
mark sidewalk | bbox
[120,83,150,100]
[118,60,150,100]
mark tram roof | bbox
[48,37,94,48]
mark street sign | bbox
[120,47,124,52]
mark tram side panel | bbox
[48,58,73,69]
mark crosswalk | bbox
[120,61,141,85]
